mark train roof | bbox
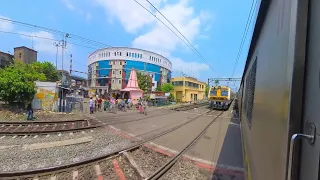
[240,0,272,86]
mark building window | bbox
[113,71,115,74]
[120,52,122,56]
[119,80,121,84]
[126,52,128,56]
[140,54,142,58]
[113,80,115,83]
[114,52,116,56]
[120,70,122,74]
[173,81,183,86]
[150,56,151,60]
[120,62,122,65]
[108,52,110,56]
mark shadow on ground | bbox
[210,107,245,180]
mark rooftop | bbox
[171,76,206,84]
[88,46,171,64]
[14,46,38,53]
[0,51,13,56]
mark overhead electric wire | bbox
[134,0,217,74]
[0,30,90,69]
[0,30,99,50]
[0,17,111,48]
[230,0,258,79]
[144,0,216,73]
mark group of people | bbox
[89,96,139,114]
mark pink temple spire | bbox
[126,68,139,89]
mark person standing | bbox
[89,97,94,114]
[27,103,34,120]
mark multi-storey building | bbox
[14,46,37,64]
[0,51,14,68]
[171,76,206,102]
[88,47,172,94]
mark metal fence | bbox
[64,94,84,113]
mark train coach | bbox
[208,85,232,110]
[237,0,318,180]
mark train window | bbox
[244,58,257,128]
[221,90,228,96]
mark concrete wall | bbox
[32,82,58,111]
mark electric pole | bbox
[53,42,61,70]
[70,54,72,75]
[60,33,70,112]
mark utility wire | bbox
[0,30,100,50]
[0,17,111,48]
[0,30,91,69]
[134,0,217,73]
[231,0,258,79]
[144,0,216,73]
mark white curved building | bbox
[88,47,172,93]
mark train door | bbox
[295,0,320,179]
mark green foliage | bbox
[205,85,209,96]
[155,86,162,92]
[160,83,174,93]
[31,61,59,82]
[169,93,175,101]
[214,79,219,86]
[136,71,152,93]
[0,59,46,105]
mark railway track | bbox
[0,119,102,135]
[0,109,221,180]
[0,103,207,137]
[171,102,208,111]
[91,102,209,127]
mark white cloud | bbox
[86,12,92,21]
[62,0,75,10]
[93,0,158,33]
[171,57,209,78]
[0,15,14,31]
[19,31,62,54]
[93,0,212,77]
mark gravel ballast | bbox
[129,147,171,177]
[159,159,210,180]
[0,127,132,172]
[0,130,93,146]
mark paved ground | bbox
[89,105,244,178]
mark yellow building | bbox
[171,76,206,102]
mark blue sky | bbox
[0,0,258,90]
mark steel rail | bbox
[0,110,218,178]
[147,111,224,180]
[0,125,102,135]
[0,119,88,125]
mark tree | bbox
[205,85,209,97]
[136,71,152,93]
[169,93,175,101]
[31,61,59,82]
[0,59,46,105]
[160,83,174,93]
[214,79,219,86]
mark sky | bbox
[0,0,259,90]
